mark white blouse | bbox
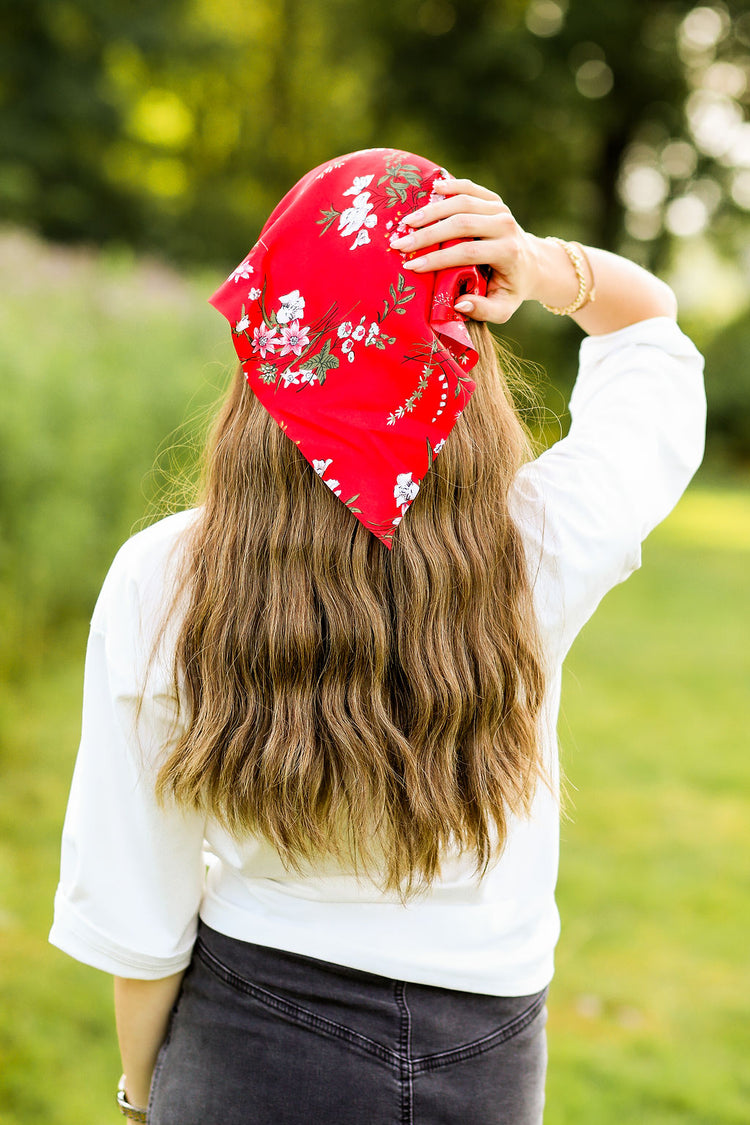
[49,317,707,994]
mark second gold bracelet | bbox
[541,236,595,317]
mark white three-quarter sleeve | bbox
[49,512,207,979]
[511,316,707,661]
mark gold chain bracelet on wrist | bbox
[541,236,596,317]
[117,1075,148,1123]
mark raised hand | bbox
[390,176,677,334]
[390,178,547,324]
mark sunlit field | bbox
[548,494,750,1125]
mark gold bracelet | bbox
[540,236,595,316]
[117,1075,148,1123]
[570,240,596,309]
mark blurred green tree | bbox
[0,0,194,243]
[1,0,749,460]
[356,0,692,253]
[2,0,749,268]
[703,305,750,467]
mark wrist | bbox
[526,233,581,310]
[117,1074,148,1122]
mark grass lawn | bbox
[1,485,748,1124]
[547,488,750,1124]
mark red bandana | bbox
[209,147,488,548]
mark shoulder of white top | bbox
[577,316,701,363]
[114,507,199,565]
[93,509,201,624]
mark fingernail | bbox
[455,299,473,312]
[390,234,414,248]
[433,179,449,190]
[403,210,423,225]
[402,257,425,270]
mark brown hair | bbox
[152,321,547,899]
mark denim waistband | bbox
[193,919,548,1067]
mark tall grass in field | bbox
[1,229,748,1123]
[0,228,233,677]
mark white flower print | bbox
[299,367,317,385]
[338,193,371,237]
[428,169,451,208]
[248,287,262,301]
[365,322,380,346]
[235,314,250,333]
[279,321,310,358]
[392,515,403,527]
[312,457,342,496]
[281,369,301,387]
[229,258,254,283]
[352,319,366,341]
[315,160,346,180]
[433,438,446,455]
[252,324,278,358]
[340,334,358,364]
[337,321,353,339]
[342,174,374,197]
[394,472,420,511]
[350,228,372,250]
[277,290,305,325]
[338,191,378,249]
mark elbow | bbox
[658,278,679,321]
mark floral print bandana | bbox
[208,147,489,549]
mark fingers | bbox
[392,177,526,326]
[402,194,509,232]
[453,292,522,325]
[433,178,501,203]
[400,240,493,274]
[392,209,513,255]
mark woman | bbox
[49,148,706,1124]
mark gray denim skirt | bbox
[148,920,548,1125]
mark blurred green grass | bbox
[0,228,233,676]
[1,228,748,1123]
[549,507,750,1124]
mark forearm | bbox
[528,235,678,335]
[114,970,186,1108]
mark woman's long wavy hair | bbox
[152,320,548,899]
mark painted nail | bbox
[455,299,474,312]
[390,234,414,249]
[402,257,425,269]
[403,210,424,225]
